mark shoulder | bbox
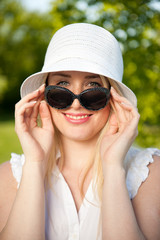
[0,160,17,189]
[135,154,160,197]
[0,153,25,231]
[131,155,160,239]
[9,153,25,188]
[125,147,160,199]
[148,154,160,175]
[136,154,160,195]
[0,161,17,231]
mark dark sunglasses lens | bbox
[81,90,109,110]
[46,88,73,109]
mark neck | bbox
[58,135,98,171]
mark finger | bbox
[120,102,140,125]
[109,88,140,140]
[111,88,139,136]
[111,87,132,105]
[111,95,128,124]
[16,84,45,109]
[15,101,37,132]
[24,98,39,119]
[27,92,45,120]
[39,101,54,131]
[114,101,140,142]
[111,88,133,122]
[107,111,119,135]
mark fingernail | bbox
[121,102,129,106]
[111,87,116,92]
[40,83,45,88]
[111,88,118,95]
[36,84,45,91]
[40,100,46,104]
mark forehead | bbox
[47,71,111,88]
[49,71,102,78]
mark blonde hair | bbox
[44,75,123,203]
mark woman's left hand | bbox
[100,87,140,171]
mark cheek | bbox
[95,106,110,129]
[49,106,111,127]
[48,105,111,141]
[49,107,61,124]
[87,106,110,135]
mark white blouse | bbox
[10,147,160,240]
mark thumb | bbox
[106,112,119,135]
[39,101,54,131]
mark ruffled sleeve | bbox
[10,148,160,197]
[124,147,160,199]
[10,153,25,188]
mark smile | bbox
[63,113,92,124]
[65,114,90,119]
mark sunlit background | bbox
[0,0,160,164]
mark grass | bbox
[0,119,23,164]
[0,115,159,165]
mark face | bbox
[47,71,111,142]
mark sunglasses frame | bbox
[45,85,111,111]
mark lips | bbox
[63,113,92,124]
[65,114,90,119]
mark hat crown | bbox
[21,23,136,107]
[42,23,123,83]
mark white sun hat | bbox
[20,23,137,106]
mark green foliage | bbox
[0,0,160,149]
[0,119,22,163]
[0,0,53,110]
[49,0,160,148]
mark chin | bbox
[60,127,101,142]
[52,110,109,143]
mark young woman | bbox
[0,23,160,240]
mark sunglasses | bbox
[45,86,110,111]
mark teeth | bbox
[66,114,89,119]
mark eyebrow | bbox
[84,74,100,79]
[51,73,71,78]
[51,73,100,79]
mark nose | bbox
[69,86,83,110]
[71,97,82,109]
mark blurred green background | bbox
[0,0,160,164]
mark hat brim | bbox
[21,69,137,107]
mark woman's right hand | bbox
[15,84,54,175]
